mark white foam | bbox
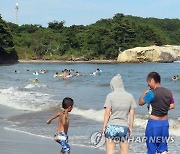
[0,87,56,111]
[71,107,180,136]
[1,87,180,137]
[24,83,49,89]
[134,115,148,129]
[24,84,36,89]
[4,127,52,140]
[71,107,104,122]
[169,119,180,136]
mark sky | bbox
[1,0,180,27]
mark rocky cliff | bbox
[117,45,180,63]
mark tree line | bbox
[0,13,180,61]
[0,15,18,63]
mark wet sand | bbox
[0,105,104,154]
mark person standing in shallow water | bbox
[103,74,137,154]
[139,72,175,154]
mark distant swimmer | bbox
[63,69,67,78]
[33,71,39,76]
[39,69,46,74]
[91,68,103,76]
[172,75,179,81]
[65,73,73,79]
[32,78,39,83]
[54,72,59,78]
[70,69,75,73]
[75,71,80,76]
[59,71,65,77]
[91,69,98,76]
[15,70,20,73]
[98,69,103,74]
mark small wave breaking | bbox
[1,87,180,137]
[0,87,58,111]
[24,83,49,89]
[71,107,180,137]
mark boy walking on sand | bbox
[47,97,74,154]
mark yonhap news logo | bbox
[90,131,105,148]
[90,132,175,148]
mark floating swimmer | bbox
[54,72,59,78]
[75,71,80,76]
[66,73,73,78]
[63,73,73,79]
[33,71,39,76]
[172,75,179,81]
[98,69,103,74]
[39,69,46,74]
[59,70,65,77]
[70,69,75,73]
[91,68,103,76]
[15,70,20,74]
[31,78,39,83]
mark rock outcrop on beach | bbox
[117,45,180,63]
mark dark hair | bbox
[147,72,161,83]
[62,97,74,109]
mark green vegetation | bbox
[0,15,18,63]
[1,13,180,61]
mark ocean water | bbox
[0,62,180,153]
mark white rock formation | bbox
[117,45,180,63]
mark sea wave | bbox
[71,107,104,122]
[0,87,58,111]
[71,107,180,136]
[1,87,180,136]
[24,83,49,89]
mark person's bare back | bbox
[46,97,74,154]
[56,110,69,134]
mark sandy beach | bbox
[0,105,104,154]
[0,127,105,154]
[18,59,118,64]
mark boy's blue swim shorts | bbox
[54,132,70,153]
[145,119,169,154]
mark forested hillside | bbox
[1,13,180,61]
[0,15,18,63]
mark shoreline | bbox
[0,104,105,154]
[1,59,178,65]
[0,124,105,154]
[18,59,118,64]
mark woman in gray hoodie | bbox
[103,74,137,154]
